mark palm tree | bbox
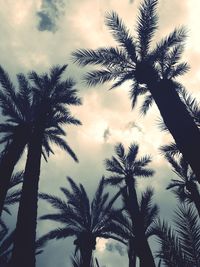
[112,187,159,267]
[0,66,72,216]
[10,65,82,267]
[38,177,126,267]
[72,0,200,183]
[164,153,200,217]
[0,66,32,216]
[153,204,200,267]
[104,143,155,266]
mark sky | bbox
[0,0,200,266]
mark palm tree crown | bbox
[39,177,125,266]
[72,0,187,113]
[72,0,200,183]
[105,142,154,186]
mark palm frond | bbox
[136,0,158,59]
[150,27,187,63]
[0,66,17,101]
[50,65,68,87]
[39,193,69,211]
[84,69,117,87]
[47,135,78,162]
[134,167,154,177]
[4,189,21,206]
[9,171,23,188]
[72,47,129,68]
[174,204,200,265]
[126,143,139,167]
[104,176,124,186]
[104,157,124,175]
[160,142,180,157]
[36,227,76,247]
[105,12,137,62]
[153,219,188,267]
[170,62,190,78]
[129,83,148,109]
[140,94,154,115]
[140,187,159,232]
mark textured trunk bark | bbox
[10,126,43,267]
[126,178,155,267]
[128,239,136,267]
[80,246,93,267]
[0,130,27,217]
[148,79,200,183]
[187,182,200,218]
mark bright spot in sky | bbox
[96,238,108,252]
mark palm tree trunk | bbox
[148,79,200,183]
[128,239,136,267]
[80,246,93,267]
[186,182,200,218]
[10,127,43,267]
[0,134,26,217]
[126,178,155,267]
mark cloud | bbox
[103,127,111,142]
[125,121,143,133]
[106,242,126,256]
[36,0,66,32]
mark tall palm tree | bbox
[0,66,73,216]
[112,187,159,267]
[72,0,200,182]
[10,65,82,267]
[153,204,200,267]
[0,66,32,216]
[164,153,200,217]
[38,177,126,267]
[104,143,155,266]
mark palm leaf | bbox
[136,0,158,59]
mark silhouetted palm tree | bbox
[0,66,76,216]
[164,153,200,217]
[112,187,159,267]
[39,177,125,267]
[10,65,82,267]
[72,0,200,182]
[153,204,200,267]
[104,143,155,266]
[0,66,32,216]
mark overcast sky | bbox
[1,0,200,266]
